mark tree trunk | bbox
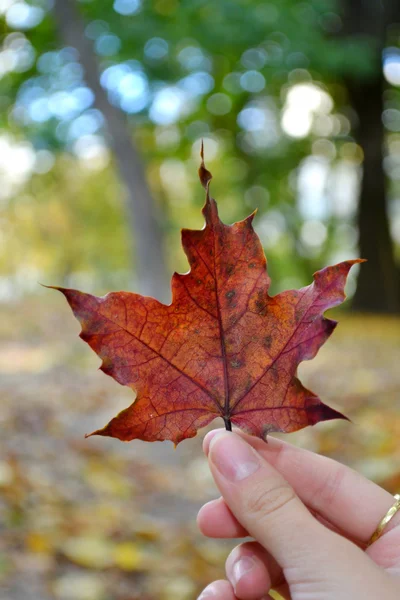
[342,0,400,313]
[52,0,169,301]
[348,72,400,312]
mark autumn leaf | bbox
[52,151,363,445]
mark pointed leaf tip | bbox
[198,140,212,190]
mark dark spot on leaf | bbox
[226,264,235,276]
[230,359,242,368]
[270,364,279,382]
[249,262,256,268]
[255,299,268,315]
[264,335,272,349]
[226,290,236,300]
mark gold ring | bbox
[367,494,400,547]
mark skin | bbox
[196,429,400,600]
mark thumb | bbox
[206,431,360,578]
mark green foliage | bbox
[0,0,399,297]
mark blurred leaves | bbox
[1,296,400,599]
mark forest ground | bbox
[1,295,400,600]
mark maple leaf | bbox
[52,150,363,445]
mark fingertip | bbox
[197,499,216,532]
[226,543,273,600]
[203,428,225,456]
[197,579,236,599]
[197,497,248,538]
[204,428,278,458]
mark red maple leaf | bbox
[53,152,362,445]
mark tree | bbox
[342,0,400,313]
[52,0,169,300]
[1,0,399,312]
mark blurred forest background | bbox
[1,1,400,599]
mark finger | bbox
[196,502,342,596]
[225,541,284,600]
[198,496,353,545]
[366,517,400,573]
[197,579,237,599]
[206,431,370,581]
[204,429,398,544]
[198,497,247,538]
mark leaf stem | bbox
[224,418,232,431]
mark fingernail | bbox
[231,556,256,588]
[203,428,224,456]
[209,432,260,481]
[197,583,217,598]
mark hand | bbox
[197,430,400,600]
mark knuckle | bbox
[244,481,296,519]
[311,463,347,511]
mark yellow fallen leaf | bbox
[162,576,196,600]
[61,536,114,569]
[113,541,143,571]
[269,591,285,600]
[53,572,106,600]
[26,531,52,554]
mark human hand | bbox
[197,430,400,599]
